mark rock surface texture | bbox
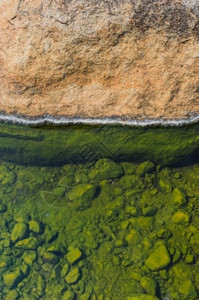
[0,0,199,120]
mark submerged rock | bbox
[62,290,75,300]
[171,210,190,225]
[3,269,23,289]
[28,220,43,234]
[171,264,198,299]
[0,255,12,273]
[66,247,82,265]
[136,161,155,176]
[65,267,81,285]
[89,158,124,180]
[5,290,19,300]
[190,233,199,255]
[68,183,97,210]
[145,242,171,271]
[140,276,157,296]
[11,223,28,243]
[22,250,37,266]
[172,188,187,207]
[15,237,42,250]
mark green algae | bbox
[1,123,199,299]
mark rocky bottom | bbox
[0,158,199,300]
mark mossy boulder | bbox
[68,183,97,210]
[136,161,155,176]
[3,269,23,289]
[171,264,198,299]
[142,206,157,217]
[15,237,42,250]
[145,242,171,271]
[119,175,143,189]
[178,279,198,299]
[43,251,59,264]
[190,233,199,255]
[60,263,69,277]
[37,274,46,297]
[5,289,19,300]
[89,158,124,180]
[0,255,12,273]
[0,165,16,186]
[172,188,187,207]
[11,223,28,243]
[62,290,75,300]
[28,220,43,234]
[158,178,172,194]
[65,267,81,284]
[22,250,37,265]
[140,276,157,295]
[66,247,82,265]
[14,212,30,223]
[171,210,190,225]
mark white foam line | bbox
[0,113,199,126]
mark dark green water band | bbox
[0,122,199,166]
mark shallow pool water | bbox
[1,122,199,300]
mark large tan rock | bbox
[0,0,199,120]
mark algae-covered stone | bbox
[0,165,16,186]
[5,289,19,300]
[159,178,172,194]
[62,290,75,300]
[21,264,29,277]
[119,175,143,189]
[3,269,23,289]
[172,188,187,207]
[68,183,97,210]
[79,293,91,300]
[60,263,69,277]
[171,210,190,225]
[145,243,171,271]
[11,223,28,243]
[37,274,46,297]
[15,237,42,250]
[66,247,82,265]
[65,267,81,284]
[0,255,12,273]
[89,158,124,180]
[178,279,198,299]
[125,205,138,217]
[125,229,139,246]
[140,277,157,295]
[142,206,157,217]
[29,220,43,234]
[185,254,194,264]
[190,233,199,255]
[43,251,59,264]
[22,250,37,265]
[127,295,159,300]
[14,212,30,224]
[136,161,155,176]
[172,264,198,299]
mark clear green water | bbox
[1,122,199,300]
